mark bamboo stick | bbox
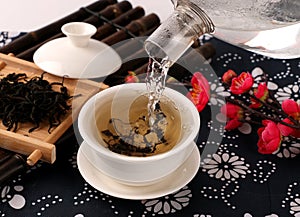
[134,63,148,75]
[83,1,132,24]
[0,130,56,163]
[92,6,145,40]
[112,23,159,60]
[0,154,27,185]
[100,14,161,85]
[0,61,6,70]
[26,150,43,166]
[104,49,148,86]
[185,42,216,61]
[0,148,13,164]
[102,13,160,45]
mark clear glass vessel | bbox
[144,0,300,63]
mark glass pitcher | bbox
[144,0,300,64]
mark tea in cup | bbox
[78,83,200,186]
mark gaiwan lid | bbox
[33,22,122,79]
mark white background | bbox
[0,0,173,31]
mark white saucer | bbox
[77,141,200,200]
[33,37,122,79]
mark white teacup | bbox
[78,83,200,186]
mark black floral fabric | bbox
[1,32,300,217]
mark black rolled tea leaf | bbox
[0,72,72,133]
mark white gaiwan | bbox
[33,22,122,79]
[78,83,201,186]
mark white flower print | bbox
[1,185,26,209]
[237,123,252,134]
[290,198,300,216]
[142,186,192,215]
[275,138,300,158]
[209,82,230,106]
[69,151,78,169]
[251,67,278,90]
[251,67,264,87]
[244,213,279,217]
[0,32,22,47]
[281,181,300,213]
[193,214,212,217]
[202,153,250,181]
[252,160,276,184]
[275,84,300,103]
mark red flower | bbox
[222,69,237,85]
[250,82,269,108]
[257,120,282,154]
[278,118,300,138]
[278,118,295,136]
[282,99,300,119]
[187,72,210,112]
[230,72,254,95]
[221,103,244,130]
[125,71,139,83]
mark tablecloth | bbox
[1,31,300,217]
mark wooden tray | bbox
[0,53,107,163]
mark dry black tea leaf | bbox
[0,73,72,133]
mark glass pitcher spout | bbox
[144,1,214,65]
